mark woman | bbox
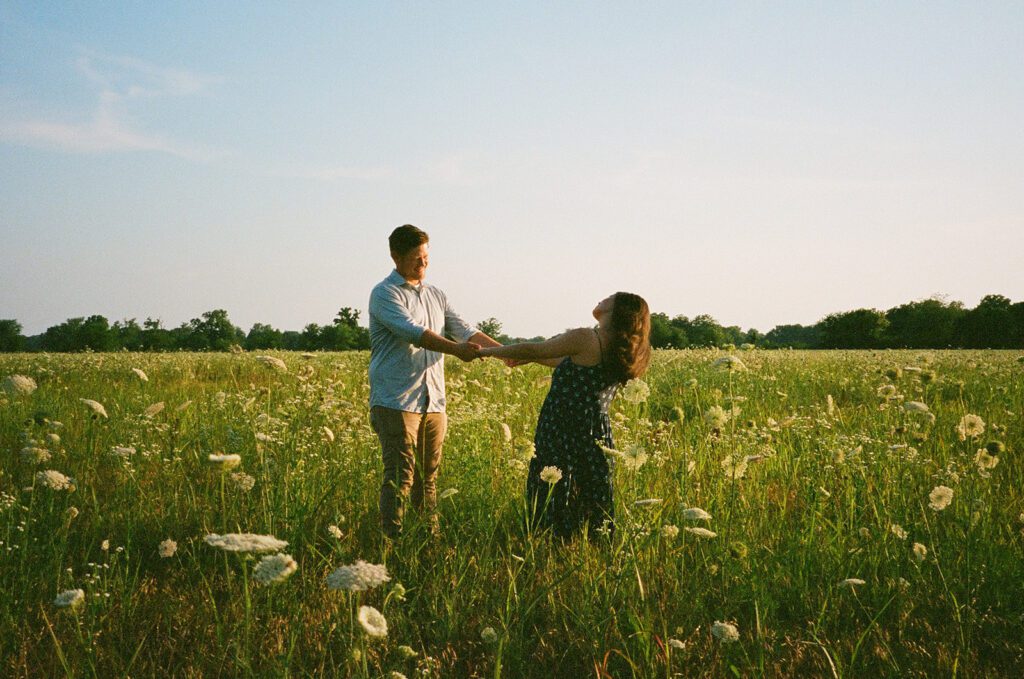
[479,292,651,538]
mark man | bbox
[368,224,502,537]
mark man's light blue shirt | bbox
[368,269,478,413]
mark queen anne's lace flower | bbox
[326,560,390,591]
[204,533,287,553]
[711,621,739,642]
[357,605,388,637]
[928,485,953,511]
[2,374,37,396]
[253,553,298,584]
[539,466,562,484]
[54,589,85,609]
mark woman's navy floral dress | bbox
[526,351,619,538]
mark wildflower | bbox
[681,507,712,521]
[858,527,870,539]
[619,444,649,471]
[974,449,999,471]
[703,405,729,429]
[876,384,897,399]
[357,605,388,638]
[539,466,562,484]
[712,356,747,371]
[322,426,335,443]
[397,645,418,659]
[253,553,298,584]
[47,433,61,445]
[20,446,51,464]
[389,673,408,679]
[327,525,343,539]
[517,442,536,459]
[890,524,908,540]
[839,578,866,588]
[481,626,499,643]
[2,375,37,396]
[661,524,680,539]
[101,540,110,551]
[80,399,108,418]
[131,368,149,382]
[903,401,930,414]
[110,446,135,460]
[143,402,165,418]
[36,469,74,491]
[499,423,512,442]
[729,541,749,559]
[66,506,79,521]
[668,638,686,650]
[634,498,662,506]
[158,539,177,558]
[54,589,85,609]
[230,472,256,492]
[255,355,288,372]
[390,582,407,601]
[955,414,985,441]
[911,543,928,564]
[439,488,459,500]
[204,533,288,553]
[620,378,650,404]
[684,527,717,539]
[928,485,953,512]
[711,621,739,643]
[721,454,748,480]
[326,560,391,591]
[207,453,241,470]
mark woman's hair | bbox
[605,292,651,384]
[389,224,429,256]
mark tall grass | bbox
[1,349,1022,677]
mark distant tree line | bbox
[0,308,369,353]
[1,294,1022,353]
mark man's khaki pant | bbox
[370,406,447,537]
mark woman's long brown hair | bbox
[605,292,651,384]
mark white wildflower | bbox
[253,553,298,584]
[230,472,256,492]
[539,466,563,484]
[207,453,241,470]
[911,542,928,564]
[839,578,866,588]
[620,378,650,404]
[327,525,343,539]
[357,605,388,638]
[2,375,37,396]
[684,527,717,539]
[54,589,85,609]
[928,485,953,512]
[711,621,739,642]
[158,539,177,558]
[481,626,499,643]
[397,645,418,659]
[703,405,729,429]
[131,368,149,382]
[890,524,908,540]
[80,399,108,418]
[681,507,712,521]
[439,488,459,500]
[634,498,662,506]
[661,524,680,539]
[712,356,747,372]
[322,426,335,443]
[326,560,391,591]
[722,454,748,480]
[955,414,985,441]
[204,533,288,553]
[36,469,74,491]
[974,449,999,471]
[668,638,686,650]
[20,446,51,464]
[143,402,165,418]
[903,401,930,414]
[255,355,288,372]
[499,423,512,442]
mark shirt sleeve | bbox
[442,292,479,343]
[370,284,427,345]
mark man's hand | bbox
[454,342,481,362]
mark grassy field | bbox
[1,349,1022,678]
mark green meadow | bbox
[1,349,1021,677]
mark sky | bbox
[2,2,1022,338]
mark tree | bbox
[245,323,284,350]
[959,294,1014,348]
[141,318,174,352]
[885,297,965,348]
[114,318,144,351]
[0,319,25,352]
[334,307,369,349]
[817,309,888,349]
[477,318,503,340]
[186,309,241,351]
[762,324,821,349]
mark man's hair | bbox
[389,224,430,256]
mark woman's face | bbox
[593,294,616,322]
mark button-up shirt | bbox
[368,269,478,413]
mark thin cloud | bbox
[0,51,220,161]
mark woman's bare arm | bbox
[478,328,594,363]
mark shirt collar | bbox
[388,269,420,289]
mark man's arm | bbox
[419,329,480,362]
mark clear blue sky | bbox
[2,2,1022,337]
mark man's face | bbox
[393,243,429,283]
